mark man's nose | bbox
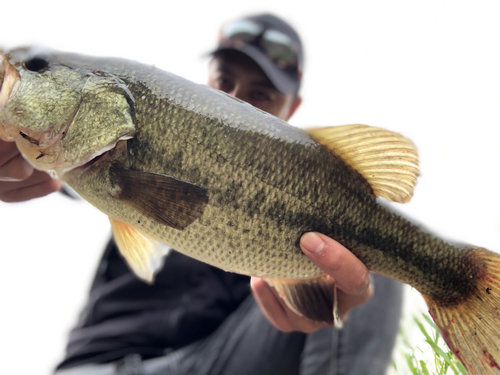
[229,86,247,102]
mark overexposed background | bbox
[0,1,499,374]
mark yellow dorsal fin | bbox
[109,218,170,283]
[307,124,419,203]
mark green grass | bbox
[399,314,468,375]
[389,287,469,375]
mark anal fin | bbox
[110,218,170,283]
[265,275,342,328]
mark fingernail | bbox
[301,232,325,254]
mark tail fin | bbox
[424,249,500,375]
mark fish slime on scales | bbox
[1,48,500,374]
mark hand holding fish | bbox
[0,139,62,202]
[252,232,373,332]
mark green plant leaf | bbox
[395,310,469,375]
[423,313,439,332]
[404,353,419,374]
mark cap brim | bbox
[210,45,299,95]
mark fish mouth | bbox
[0,51,84,172]
[9,99,84,175]
[0,51,21,141]
[0,50,78,153]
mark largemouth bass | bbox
[1,48,499,374]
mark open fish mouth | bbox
[0,50,78,159]
[0,54,118,176]
[0,52,80,154]
[0,95,84,175]
[0,51,21,141]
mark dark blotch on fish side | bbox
[354,225,487,305]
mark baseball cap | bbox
[210,14,304,95]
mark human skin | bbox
[0,139,62,201]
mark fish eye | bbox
[24,56,49,72]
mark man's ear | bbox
[286,96,302,121]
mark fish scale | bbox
[119,79,474,295]
[1,48,500,374]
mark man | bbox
[0,14,402,375]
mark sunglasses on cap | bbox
[220,19,300,71]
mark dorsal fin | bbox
[306,124,419,203]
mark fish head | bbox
[0,47,136,178]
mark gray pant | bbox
[55,274,403,375]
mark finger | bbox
[0,178,62,202]
[0,140,20,166]
[0,153,34,181]
[0,171,62,202]
[251,277,325,333]
[251,277,292,331]
[0,169,53,191]
[300,232,371,297]
[337,278,374,321]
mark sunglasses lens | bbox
[223,20,262,43]
[221,20,299,71]
[261,30,298,69]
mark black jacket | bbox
[56,239,250,370]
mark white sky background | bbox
[0,1,499,374]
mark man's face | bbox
[207,51,301,121]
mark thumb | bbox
[300,232,371,296]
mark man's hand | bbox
[251,232,373,333]
[0,139,62,202]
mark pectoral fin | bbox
[265,275,342,328]
[306,124,419,203]
[110,167,209,230]
[109,218,170,283]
